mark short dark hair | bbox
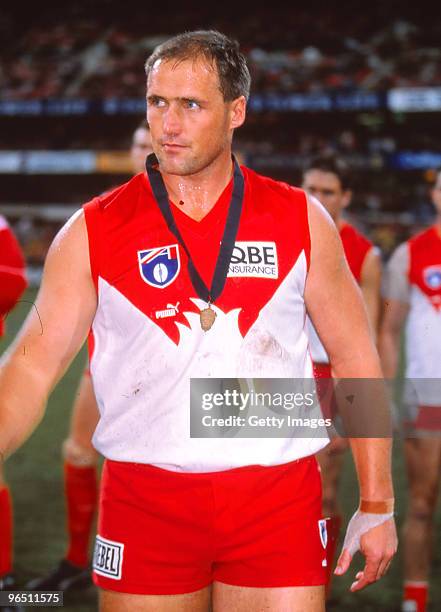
[144,30,251,102]
[303,154,352,191]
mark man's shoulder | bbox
[242,166,306,204]
[340,220,372,246]
[0,214,9,232]
[85,173,147,213]
[408,225,437,249]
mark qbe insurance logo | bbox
[93,535,124,580]
[228,242,278,279]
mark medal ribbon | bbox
[146,153,245,304]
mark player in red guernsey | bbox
[0,216,27,611]
[25,123,153,594]
[0,31,396,611]
[380,169,441,612]
[302,155,382,595]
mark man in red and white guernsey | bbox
[0,31,396,611]
[0,215,27,605]
[302,155,382,592]
[380,169,441,612]
[26,123,154,595]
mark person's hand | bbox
[334,511,397,591]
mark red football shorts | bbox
[93,456,327,594]
[406,405,441,432]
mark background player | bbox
[0,216,27,611]
[0,30,396,611]
[26,122,153,593]
[302,155,382,591]
[380,168,441,612]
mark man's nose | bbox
[162,104,182,136]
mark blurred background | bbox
[1,0,440,610]
[1,0,441,280]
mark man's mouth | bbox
[162,143,187,150]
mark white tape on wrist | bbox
[342,509,394,556]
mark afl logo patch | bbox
[138,244,180,288]
[424,266,441,290]
[318,519,328,549]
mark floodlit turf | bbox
[1,290,440,611]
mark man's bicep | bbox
[304,198,374,368]
[3,211,97,387]
[381,298,409,335]
[382,242,409,304]
[380,242,410,334]
[360,248,382,334]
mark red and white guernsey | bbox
[0,215,27,337]
[84,167,327,472]
[307,221,373,364]
[404,227,441,380]
[384,226,441,412]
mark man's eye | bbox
[186,100,200,109]
[149,97,165,107]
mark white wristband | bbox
[342,509,394,556]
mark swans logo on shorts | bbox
[424,266,441,290]
[138,244,180,288]
[93,535,124,580]
[318,519,328,549]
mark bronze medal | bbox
[200,305,217,331]
[146,153,244,335]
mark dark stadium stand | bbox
[0,1,440,260]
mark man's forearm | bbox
[331,351,394,502]
[350,437,394,501]
[378,330,400,379]
[0,360,49,460]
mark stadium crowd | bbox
[0,5,441,100]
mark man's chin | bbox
[156,154,195,176]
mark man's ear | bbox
[342,189,353,209]
[229,96,247,130]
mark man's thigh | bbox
[404,437,441,497]
[212,582,324,612]
[316,440,347,488]
[100,585,212,612]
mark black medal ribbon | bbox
[146,152,245,304]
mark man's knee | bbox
[63,438,98,467]
[407,495,437,524]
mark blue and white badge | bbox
[138,244,180,288]
[318,519,328,549]
[424,266,441,290]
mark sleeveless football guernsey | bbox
[84,167,328,471]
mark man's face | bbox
[302,169,351,222]
[431,172,441,216]
[130,127,153,174]
[146,57,245,176]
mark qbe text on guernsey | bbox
[0,591,63,606]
